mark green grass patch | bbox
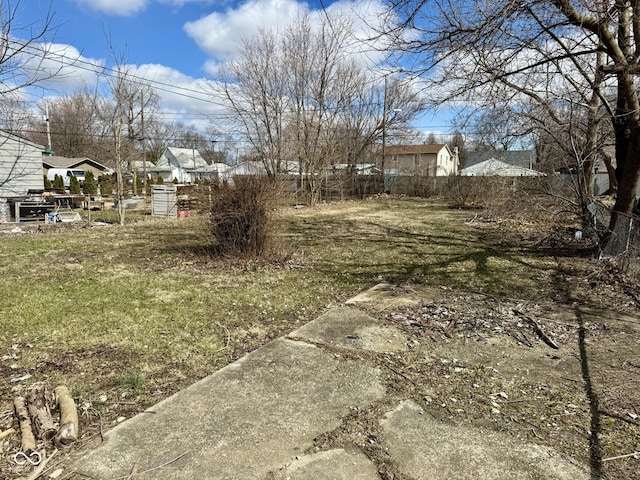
[0,198,594,413]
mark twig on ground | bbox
[110,452,188,480]
[383,363,418,386]
[602,451,639,462]
[125,464,137,480]
[442,316,458,338]
[215,321,231,351]
[513,309,559,349]
[88,407,104,442]
[24,449,57,480]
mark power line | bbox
[12,40,226,107]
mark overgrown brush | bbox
[209,176,281,257]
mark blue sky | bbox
[17,0,454,135]
[48,1,216,78]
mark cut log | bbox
[27,386,56,441]
[13,397,36,454]
[54,386,79,447]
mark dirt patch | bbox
[333,286,640,480]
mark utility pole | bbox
[140,91,147,197]
[45,103,52,154]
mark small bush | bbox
[69,175,81,194]
[53,174,65,189]
[444,176,488,208]
[99,175,113,196]
[209,176,280,258]
[44,175,51,188]
[83,171,98,195]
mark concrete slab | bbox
[289,306,408,353]
[281,449,381,480]
[70,338,384,480]
[380,400,589,480]
[344,283,420,310]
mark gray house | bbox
[0,130,46,196]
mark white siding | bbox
[0,132,45,196]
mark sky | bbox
[17,0,454,136]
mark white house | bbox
[151,147,208,183]
[0,130,46,196]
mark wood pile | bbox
[1,385,78,479]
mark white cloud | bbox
[184,0,308,59]
[74,0,150,16]
[126,64,225,130]
[21,43,105,92]
[186,0,392,71]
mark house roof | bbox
[460,158,545,177]
[225,161,268,176]
[132,160,156,171]
[333,163,377,172]
[0,129,46,151]
[465,149,535,168]
[384,144,451,155]
[163,147,209,170]
[207,162,231,173]
[43,156,113,173]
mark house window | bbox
[392,155,398,162]
[414,156,419,167]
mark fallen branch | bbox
[602,451,639,462]
[14,397,36,454]
[513,309,559,349]
[54,386,79,447]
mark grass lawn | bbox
[0,197,618,443]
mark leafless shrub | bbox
[444,177,491,208]
[209,176,281,258]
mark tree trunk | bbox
[601,123,640,257]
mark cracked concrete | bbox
[66,285,591,480]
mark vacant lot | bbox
[1,197,639,478]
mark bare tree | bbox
[213,13,423,203]
[0,0,61,94]
[24,90,106,159]
[215,27,287,178]
[384,0,640,256]
[0,94,33,134]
